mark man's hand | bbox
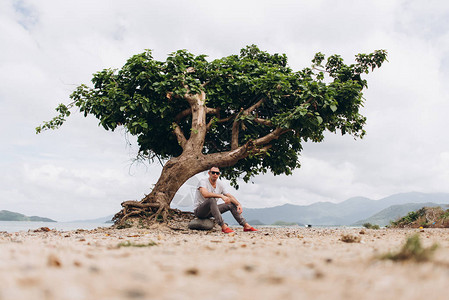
[236,204,243,214]
[221,195,231,204]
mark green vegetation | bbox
[0,210,56,222]
[117,241,157,248]
[390,207,449,228]
[381,234,438,262]
[340,234,361,243]
[440,209,449,220]
[362,223,380,229]
[37,45,387,226]
[392,210,420,226]
[116,220,134,229]
[353,202,447,227]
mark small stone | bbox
[185,268,199,275]
[47,254,61,267]
[243,264,255,272]
[188,218,215,230]
[265,276,284,284]
[124,289,146,299]
[315,270,325,279]
[73,261,82,267]
[34,227,51,233]
[89,266,100,273]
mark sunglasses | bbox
[210,171,220,175]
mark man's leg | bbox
[194,198,225,226]
[217,203,247,226]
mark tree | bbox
[37,45,387,225]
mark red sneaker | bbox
[243,226,258,232]
[222,227,234,233]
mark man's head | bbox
[208,167,220,182]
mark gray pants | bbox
[194,198,247,227]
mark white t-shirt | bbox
[195,178,229,208]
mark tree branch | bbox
[183,88,208,152]
[230,98,267,150]
[244,97,266,114]
[172,122,187,149]
[204,142,251,169]
[253,128,290,146]
[206,107,219,115]
[175,107,220,122]
[231,109,244,150]
[175,108,191,122]
[206,114,234,131]
[253,118,273,126]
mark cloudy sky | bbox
[1,0,449,221]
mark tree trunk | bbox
[113,90,256,226]
[113,144,250,226]
[113,151,208,225]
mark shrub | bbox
[380,234,438,262]
[341,234,361,243]
[391,209,423,227]
[363,223,380,229]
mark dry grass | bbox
[340,234,361,243]
[380,234,438,262]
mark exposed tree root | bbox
[112,197,194,230]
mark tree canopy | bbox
[37,45,387,188]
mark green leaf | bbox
[37,45,387,188]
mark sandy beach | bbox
[1,226,448,300]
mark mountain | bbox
[353,202,449,227]
[69,215,114,223]
[0,210,57,222]
[222,192,449,225]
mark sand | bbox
[1,226,448,300]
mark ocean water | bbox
[0,221,112,233]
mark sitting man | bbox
[194,166,258,233]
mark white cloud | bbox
[1,0,449,220]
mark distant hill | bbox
[0,210,56,222]
[222,192,449,225]
[69,215,114,223]
[353,202,449,227]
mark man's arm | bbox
[224,193,243,214]
[199,187,231,203]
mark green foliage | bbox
[390,209,423,227]
[390,206,449,228]
[381,234,438,262]
[439,209,449,220]
[116,220,133,229]
[37,45,387,186]
[117,240,157,248]
[362,223,380,229]
[340,234,361,243]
